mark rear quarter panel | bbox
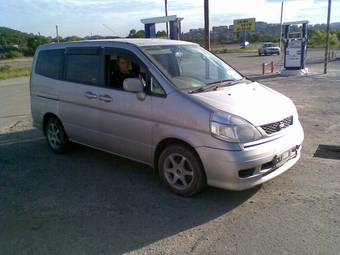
[30,49,60,130]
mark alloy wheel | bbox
[163,153,194,190]
[47,122,62,150]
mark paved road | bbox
[0,55,339,255]
[0,77,32,133]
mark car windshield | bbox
[141,45,243,91]
[264,43,275,47]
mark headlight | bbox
[210,112,263,143]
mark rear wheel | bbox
[158,144,206,196]
[45,117,68,154]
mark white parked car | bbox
[258,42,281,56]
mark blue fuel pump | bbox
[283,20,309,73]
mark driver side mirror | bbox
[123,78,144,92]
[123,78,146,101]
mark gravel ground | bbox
[0,52,339,255]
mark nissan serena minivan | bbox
[31,39,304,196]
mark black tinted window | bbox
[65,54,100,85]
[35,49,64,79]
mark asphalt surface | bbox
[0,52,339,255]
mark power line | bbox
[102,24,116,35]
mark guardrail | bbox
[327,50,337,61]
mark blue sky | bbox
[1,0,339,37]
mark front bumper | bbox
[265,50,280,55]
[196,121,304,191]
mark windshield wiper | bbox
[189,78,245,94]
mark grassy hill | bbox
[0,27,49,58]
[0,27,31,48]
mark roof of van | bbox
[96,38,197,46]
[38,38,197,50]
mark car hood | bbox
[190,82,296,126]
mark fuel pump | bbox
[282,20,309,75]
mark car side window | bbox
[105,53,145,90]
[35,49,64,79]
[65,48,101,85]
[104,48,166,97]
[150,76,166,96]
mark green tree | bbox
[128,29,137,38]
[4,51,23,59]
[156,30,167,38]
[310,30,339,48]
[135,30,145,38]
[26,35,49,55]
[329,33,339,48]
[127,29,145,38]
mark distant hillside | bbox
[0,27,31,47]
[0,27,49,58]
[0,26,121,58]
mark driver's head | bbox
[117,56,130,74]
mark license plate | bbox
[274,150,292,166]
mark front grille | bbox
[260,116,293,135]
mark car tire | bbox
[158,144,206,196]
[45,117,68,154]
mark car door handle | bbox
[98,94,112,102]
[85,91,97,99]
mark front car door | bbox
[95,46,165,165]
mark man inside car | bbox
[111,56,140,89]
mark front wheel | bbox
[158,144,206,196]
[45,117,68,154]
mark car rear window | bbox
[35,49,64,79]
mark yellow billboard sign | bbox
[233,18,256,32]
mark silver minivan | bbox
[31,39,304,196]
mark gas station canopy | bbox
[141,15,184,40]
[141,15,183,25]
[282,20,309,26]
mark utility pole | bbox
[56,25,59,43]
[279,0,284,51]
[204,0,210,50]
[165,0,169,38]
[324,0,332,74]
